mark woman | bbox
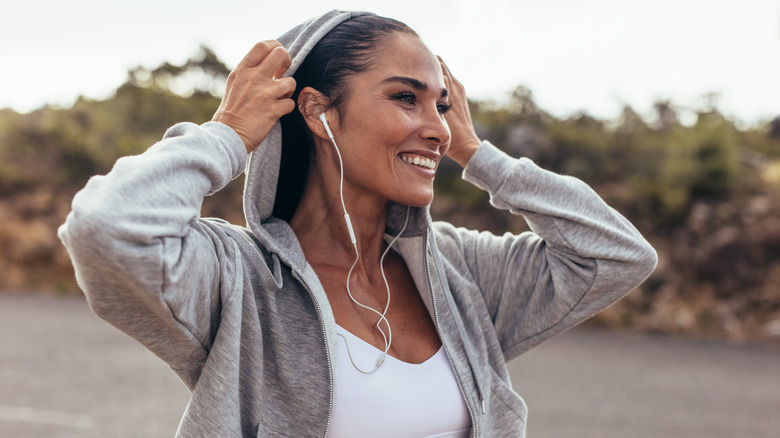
[59,10,657,437]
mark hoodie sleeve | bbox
[435,141,657,361]
[58,121,247,371]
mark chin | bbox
[393,190,434,208]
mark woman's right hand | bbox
[212,40,297,153]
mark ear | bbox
[298,87,332,140]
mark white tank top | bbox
[326,325,471,438]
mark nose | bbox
[420,105,451,148]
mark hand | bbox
[439,57,482,167]
[212,41,297,153]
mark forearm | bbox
[460,141,657,357]
[58,122,246,362]
[464,141,655,266]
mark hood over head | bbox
[242,10,433,258]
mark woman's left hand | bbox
[439,57,482,168]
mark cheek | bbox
[356,114,412,157]
[378,110,419,145]
[342,105,419,161]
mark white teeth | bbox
[401,155,435,170]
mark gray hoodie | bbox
[59,10,657,437]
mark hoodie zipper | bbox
[425,229,479,438]
[294,271,335,437]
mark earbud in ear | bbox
[319,113,335,142]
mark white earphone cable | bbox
[337,207,410,374]
[320,113,410,373]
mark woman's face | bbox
[325,34,451,207]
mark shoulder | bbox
[195,218,271,258]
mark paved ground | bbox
[508,326,780,437]
[1,293,778,437]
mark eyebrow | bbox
[382,76,449,98]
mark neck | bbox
[289,164,390,271]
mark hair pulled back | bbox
[274,15,418,221]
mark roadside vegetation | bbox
[2,48,778,343]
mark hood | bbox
[242,10,432,262]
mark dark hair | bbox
[273,15,418,221]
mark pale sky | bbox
[2,0,778,124]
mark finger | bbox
[273,48,293,80]
[237,40,283,69]
[257,45,293,79]
[437,56,453,78]
[437,56,462,94]
[273,77,297,99]
[266,77,296,101]
[438,58,464,88]
[276,98,296,117]
[262,98,296,125]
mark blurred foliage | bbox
[0,46,228,197]
[432,85,779,233]
[2,47,780,341]
[2,51,777,226]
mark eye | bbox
[391,91,416,105]
[437,102,452,115]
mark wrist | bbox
[447,139,481,168]
[212,112,253,154]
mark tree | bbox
[127,45,230,98]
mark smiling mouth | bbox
[399,154,436,170]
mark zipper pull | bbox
[481,398,486,414]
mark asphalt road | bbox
[1,293,778,437]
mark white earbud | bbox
[319,113,334,141]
